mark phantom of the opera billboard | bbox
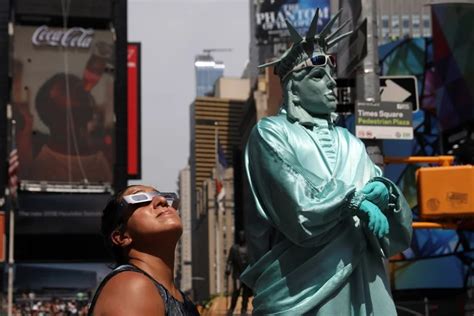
[11,25,115,188]
[254,0,330,45]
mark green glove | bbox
[362,181,389,211]
[357,200,389,238]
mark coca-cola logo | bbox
[32,25,94,48]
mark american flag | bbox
[215,138,228,205]
[8,149,19,198]
[8,119,19,198]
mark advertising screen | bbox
[15,192,110,235]
[127,43,141,179]
[11,25,115,188]
[254,0,330,45]
[432,3,474,132]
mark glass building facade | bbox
[194,54,224,97]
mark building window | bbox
[412,14,421,38]
[391,15,400,39]
[196,187,203,219]
[422,14,431,37]
[381,15,390,42]
[382,15,389,28]
[402,15,410,36]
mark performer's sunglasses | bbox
[122,191,180,209]
[283,54,336,81]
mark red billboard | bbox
[127,42,141,179]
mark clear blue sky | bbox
[128,0,250,191]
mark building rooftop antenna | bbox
[202,48,233,55]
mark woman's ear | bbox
[111,229,132,248]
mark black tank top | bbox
[88,264,199,316]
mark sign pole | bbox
[7,207,14,316]
[6,105,17,316]
[356,0,383,167]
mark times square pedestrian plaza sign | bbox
[355,101,414,140]
[255,0,330,44]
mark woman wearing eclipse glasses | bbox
[88,185,199,316]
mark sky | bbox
[128,0,250,191]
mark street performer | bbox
[242,9,412,315]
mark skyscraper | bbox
[176,165,192,295]
[188,67,251,299]
[194,54,225,97]
[189,96,243,301]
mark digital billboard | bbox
[254,0,330,45]
[431,3,474,154]
[11,25,115,188]
[127,42,141,179]
[432,3,474,132]
[378,36,474,291]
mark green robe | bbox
[242,110,412,315]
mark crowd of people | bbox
[10,295,89,315]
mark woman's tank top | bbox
[88,264,199,315]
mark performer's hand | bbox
[358,200,389,238]
[361,181,389,211]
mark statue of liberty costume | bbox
[242,9,412,315]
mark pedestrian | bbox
[225,231,252,315]
[88,185,199,315]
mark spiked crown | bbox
[260,8,352,81]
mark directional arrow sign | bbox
[336,76,419,112]
[381,79,410,102]
[380,76,419,111]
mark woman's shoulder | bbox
[92,270,164,315]
[106,270,160,291]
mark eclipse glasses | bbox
[122,191,180,210]
[283,54,336,81]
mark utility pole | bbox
[356,0,383,168]
[6,105,16,316]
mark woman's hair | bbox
[101,185,137,265]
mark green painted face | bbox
[293,63,337,115]
[260,8,352,122]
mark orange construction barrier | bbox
[412,222,457,229]
[384,155,455,166]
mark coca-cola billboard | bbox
[32,25,94,48]
[11,25,115,189]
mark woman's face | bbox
[121,185,183,244]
